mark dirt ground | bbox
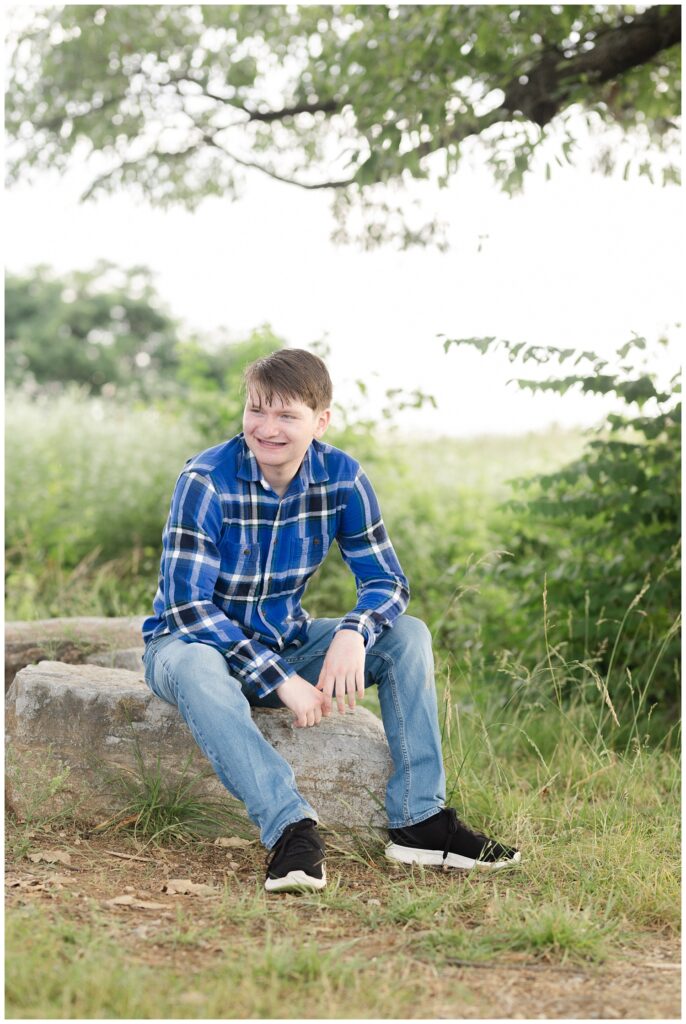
[6,823,681,1020]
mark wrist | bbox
[335,623,368,646]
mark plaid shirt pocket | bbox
[289,534,331,586]
[216,541,263,601]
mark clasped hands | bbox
[276,629,366,728]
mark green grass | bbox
[6,904,463,1019]
[5,388,205,620]
[414,896,617,965]
[155,906,223,949]
[89,739,255,848]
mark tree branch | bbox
[560,5,681,85]
[78,128,357,201]
[406,108,512,163]
[168,74,340,123]
[241,98,340,122]
[407,5,680,164]
[502,5,681,126]
[79,140,205,201]
[203,132,355,189]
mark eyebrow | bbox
[249,400,301,413]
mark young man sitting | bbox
[142,348,520,892]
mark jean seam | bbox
[176,689,244,803]
[145,647,168,701]
[367,649,412,822]
[161,646,233,788]
[177,689,315,845]
[285,649,330,664]
[156,648,181,700]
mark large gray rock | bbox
[86,647,146,672]
[5,616,146,690]
[5,661,393,831]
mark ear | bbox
[314,408,331,438]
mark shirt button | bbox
[243,548,250,555]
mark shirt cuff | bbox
[334,615,374,649]
[233,649,297,698]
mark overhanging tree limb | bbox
[6,4,681,246]
[502,5,681,127]
[203,132,356,190]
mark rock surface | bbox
[86,647,146,672]
[5,661,393,830]
[5,616,146,690]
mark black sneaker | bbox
[264,818,327,893]
[386,807,521,871]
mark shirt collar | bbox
[236,434,329,488]
[236,435,261,482]
[305,440,330,485]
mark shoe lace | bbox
[440,807,487,863]
[265,820,322,873]
[441,808,459,862]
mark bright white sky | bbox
[4,12,682,438]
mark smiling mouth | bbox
[257,439,287,447]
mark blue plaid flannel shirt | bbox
[142,432,410,697]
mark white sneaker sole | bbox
[264,868,327,893]
[385,843,521,871]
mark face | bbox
[242,390,330,478]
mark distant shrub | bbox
[443,332,681,713]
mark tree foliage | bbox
[6,4,681,248]
[443,331,681,712]
[5,261,181,395]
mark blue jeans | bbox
[142,615,446,849]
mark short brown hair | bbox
[243,348,332,412]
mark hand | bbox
[275,673,327,728]
[316,630,366,715]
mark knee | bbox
[393,615,433,653]
[382,616,434,674]
[372,615,434,690]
